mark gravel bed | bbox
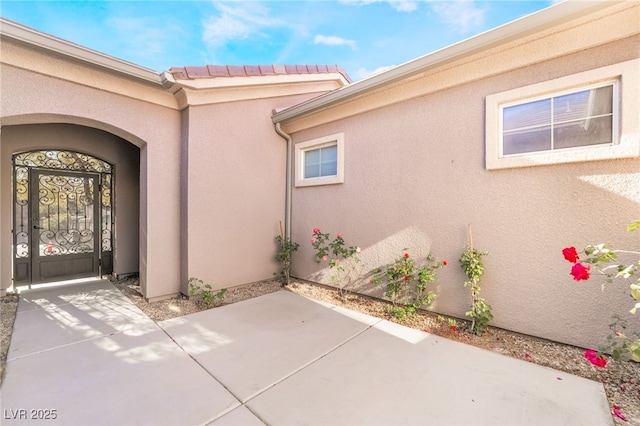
[1,278,638,425]
[111,277,283,322]
[0,293,19,383]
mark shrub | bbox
[562,221,640,362]
[311,228,362,298]
[373,251,445,321]
[459,226,492,336]
[275,222,299,286]
[188,277,227,306]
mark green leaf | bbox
[629,341,640,362]
[627,221,640,232]
[631,284,640,301]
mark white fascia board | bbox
[271,0,621,124]
[0,18,173,88]
[175,73,349,90]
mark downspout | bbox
[274,121,292,241]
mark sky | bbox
[1,1,560,81]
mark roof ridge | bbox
[169,64,351,83]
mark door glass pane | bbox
[101,173,112,252]
[38,174,95,256]
[14,165,29,258]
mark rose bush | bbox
[311,228,362,298]
[562,221,640,362]
[373,251,445,320]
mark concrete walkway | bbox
[1,280,613,425]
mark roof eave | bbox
[271,0,621,124]
[0,17,173,88]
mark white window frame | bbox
[295,133,345,187]
[486,59,640,170]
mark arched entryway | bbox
[1,123,142,295]
[13,150,114,284]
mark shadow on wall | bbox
[305,225,453,303]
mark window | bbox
[295,133,345,187]
[304,144,337,179]
[486,59,639,170]
[502,83,615,155]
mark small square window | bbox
[295,133,345,187]
[304,144,337,179]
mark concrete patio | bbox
[1,280,613,425]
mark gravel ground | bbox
[0,293,19,383]
[2,277,638,425]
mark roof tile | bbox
[207,65,229,77]
[169,67,188,79]
[259,65,275,75]
[184,66,209,78]
[170,64,351,83]
[227,65,246,76]
[273,64,287,74]
[244,65,261,76]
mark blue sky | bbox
[1,1,559,81]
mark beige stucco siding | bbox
[1,62,182,300]
[181,92,327,292]
[1,30,347,299]
[1,124,140,273]
[288,35,640,350]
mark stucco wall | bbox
[181,92,326,292]
[1,124,140,275]
[1,58,182,300]
[288,36,640,350]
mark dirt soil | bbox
[2,277,638,425]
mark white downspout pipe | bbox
[274,122,292,241]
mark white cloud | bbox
[314,35,357,50]
[354,64,396,80]
[389,1,419,12]
[429,0,487,34]
[107,17,180,58]
[202,2,284,47]
[340,0,419,13]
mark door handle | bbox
[33,225,44,230]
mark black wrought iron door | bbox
[29,169,100,282]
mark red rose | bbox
[442,260,447,266]
[570,263,591,281]
[584,349,607,368]
[404,275,409,281]
[404,253,409,258]
[562,247,580,263]
[313,228,320,235]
